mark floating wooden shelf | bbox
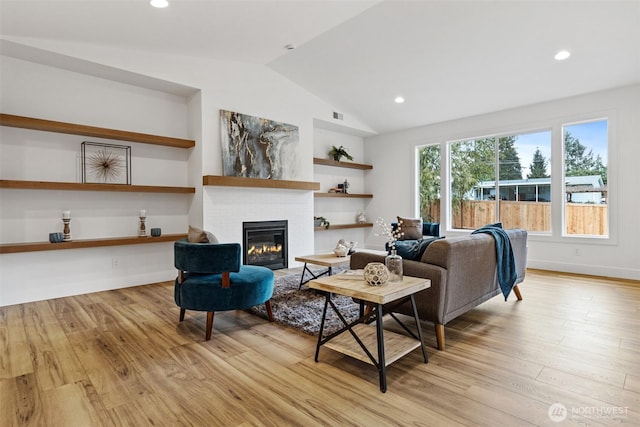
[314,223,373,231]
[203,175,320,191]
[313,157,372,170]
[0,180,195,194]
[315,192,373,199]
[0,234,188,254]
[0,113,195,148]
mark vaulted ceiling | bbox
[2,0,639,134]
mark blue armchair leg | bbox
[265,300,274,322]
[179,308,185,321]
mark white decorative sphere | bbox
[363,262,389,286]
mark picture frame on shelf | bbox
[81,141,131,185]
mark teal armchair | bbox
[174,239,274,340]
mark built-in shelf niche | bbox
[0,113,195,253]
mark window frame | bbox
[560,117,611,240]
[445,128,553,234]
[428,112,616,245]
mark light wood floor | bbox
[1,269,638,426]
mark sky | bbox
[515,119,608,178]
[564,119,608,162]
[514,130,552,178]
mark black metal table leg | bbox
[376,303,387,393]
[315,293,330,362]
[298,263,312,289]
[299,263,332,290]
[410,294,428,363]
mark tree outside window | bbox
[418,121,607,237]
[418,145,441,222]
[445,131,552,232]
[563,120,608,237]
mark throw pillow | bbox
[187,225,219,243]
[397,216,423,240]
[394,237,441,261]
[422,222,441,237]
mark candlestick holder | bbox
[138,216,147,237]
[62,218,71,241]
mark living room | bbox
[1,1,639,425]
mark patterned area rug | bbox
[249,267,360,336]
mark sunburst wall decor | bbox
[81,141,131,184]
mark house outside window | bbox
[418,119,609,238]
[446,130,552,233]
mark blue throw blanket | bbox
[472,223,517,300]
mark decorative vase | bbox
[363,262,389,286]
[385,249,403,282]
[49,232,64,243]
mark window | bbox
[418,144,441,222]
[418,118,610,239]
[563,119,608,237]
[446,130,552,232]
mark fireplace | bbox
[242,220,288,270]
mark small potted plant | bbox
[314,216,330,228]
[328,145,353,162]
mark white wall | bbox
[0,39,375,306]
[0,56,196,306]
[364,85,640,280]
[313,127,370,253]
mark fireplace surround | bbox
[242,220,288,270]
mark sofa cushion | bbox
[188,225,219,243]
[397,216,423,240]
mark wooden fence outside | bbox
[423,200,607,235]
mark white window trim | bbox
[431,111,617,247]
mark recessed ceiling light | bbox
[554,50,571,61]
[394,96,405,104]
[150,0,169,8]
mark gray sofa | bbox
[350,229,527,350]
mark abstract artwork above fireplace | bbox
[220,110,299,180]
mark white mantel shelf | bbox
[202,175,320,191]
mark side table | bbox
[309,273,431,392]
[294,253,351,290]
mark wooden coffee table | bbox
[309,273,431,392]
[294,253,351,290]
